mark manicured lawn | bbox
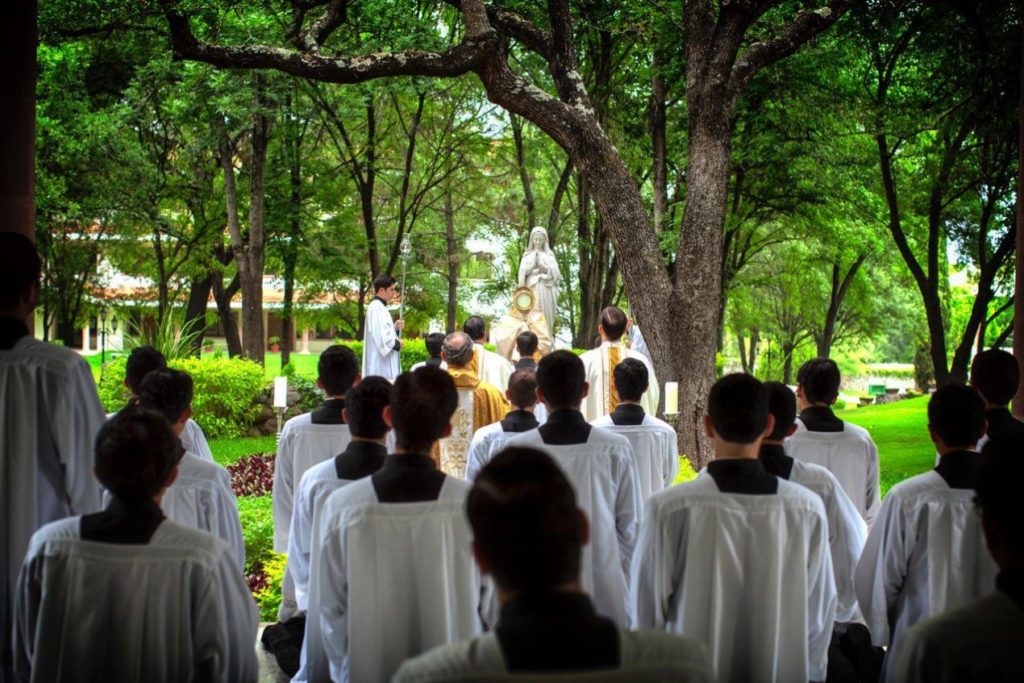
[210,435,278,468]
[838,396,933,496]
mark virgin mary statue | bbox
[517,226,561,335]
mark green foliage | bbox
[863,365,915,381]
[238,494,274,569]
[122,315,205,361]
[97,356,266,438]
[254,552,287,621]
[209,435,278,468]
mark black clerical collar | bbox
[425,356,444,368]
[707,458,779,494]
[81,496,165,545]
[538,409,591,445]
[0,315,29,350]
[311,398,346,425]
[334,440,388,480]
[371,452,446,503]
[610,403,645,426]
[985,408,1024,440]
[514,357,537,371]
[934,449,979,489]
[501,410,539,433]
[799,406,844,432]
[997,568,1024,612]
[758,443,794,480]
[497,592,619,672]
[372,295,387,306]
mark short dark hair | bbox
[125,346,167,395]
[463,316,486,341]
[95,408,183,501]
[468,447,582,593]
[971,349,1020,406]
[928,383,985,448]
[612,358,648,402]
[390,367,458,451]
[765,382,797,441]
[424,332,445,358]
[507,369,538,409]
[373,274,397,292]
[345,376,391,439]
[516,331,538,357]
[978,434,1024,559]
[137,369,194,425]
[318,344,359,396]
[0,233,42,310]
[708,373,769,444]
[442,331,474,367]
[536,351,587,410]
[796,358,841,404]
[600,306,627,341]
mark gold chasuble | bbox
[606,344,622,413]
[434,367,509,477]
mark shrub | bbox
[834,399,848,411]
[283,365,322,412]
[238,494,282,617]
[253,552,287,621]
[228,452,275,497]
[97,356,265,439]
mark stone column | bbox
[301,328,311,354]
[81,326,91,353]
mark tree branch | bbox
[444,0,551,59]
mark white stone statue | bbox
[517,226,561,336]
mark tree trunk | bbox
[184,274,212,355]
[212,272,242,357]
[445,186,458,333]
[782,341,795,385]
[511,113,536,229]
[650,52,668,234]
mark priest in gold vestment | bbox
[491,286,554,362]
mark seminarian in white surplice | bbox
[580,306,659,422]
[465,369,541,481]
[632,374,835,683]
[464,315,514,393]
[362,274,404,381]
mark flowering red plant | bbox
[228,452,276,497]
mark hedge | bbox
[97,356,266,439]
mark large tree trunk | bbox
[184,274,212,355]
[212,271,242,357]
[816,255,867,358]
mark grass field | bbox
[838,396,933,495]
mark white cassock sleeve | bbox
[192,548,260,682]
[864,441,881,527]
[637,354,660,418]
[627,325,653,365]
[318,515,351,683]
[465,428,496,481]
[806,502,838,682]
[613,448,642,599]
[630,497,675,631]
[181,419,215,462]
[664,432,680,489]
[370,301,398,361]
[826,481,867,624]
[213,482,246,572]
[55,356,106,513]
[287,478,316,609]
[272,428,298,554]
[855,492,910,646]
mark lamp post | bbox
[100,305,108,366]
[399,233,412,339]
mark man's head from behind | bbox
[506,369,538,410]
[424,332,446,359]
[442,331,474,368]
[95,407,182,502]
[516,330,538,359]
[318,344,360,396]
[598,306,627,342]
[385,367,458,452]
[125,346,167,396]
[344,376,391,441]
[970,349,1020,408]
[137,368,194,434]
[536,351,587,410]
[468,447,587,596]
[612,358,648,403]
[463,316,486,342]
[928,383,986,450]
[0,233,41,317]
[764,381,798,442]
[978,434,1024,569]
[796,358,841,407]
[705,373,771,446]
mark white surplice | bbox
[179,418,214,461]
[786,420,881,526]
[362,297,401,380]
[473,343,513,393]
[632,474,836,683]
[626,325,653,366]
[505,427,641,626]
[579,342,659,422]
[788,459,866,624]
[300,477,484,683]
[895,590,1024,683]
[854,470,998,682]
[2,336,106,682]
[464,421,540,480]
[13,516,258,683]
[392,628,714,683]
[590,413,678,503]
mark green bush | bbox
[834,399,848,411]
[97,356,266,439]
[238,494,274,566]
[333,337,445,373]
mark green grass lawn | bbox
[209,435,278,468]
[838,396,933,496]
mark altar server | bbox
[299,367,485,683]
[409,332,446,372]
[856,383,998,682]
[122,345,214,461]
[786,358,880,525]
[580,306,659,421]
[632,373,835,683]
[273,344,360,621]
[464,315,514,391]
[135,369,245,569]
[896,433,1024,682]
[1,233,106,683]
[760,382,865,626]
[394,447,713,682]
[465,369,541,480]
[362,273,403,380]
[506,351,640,626]
[13,408,257,683]
[969,348,1024,443]
[592,358,678,502]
